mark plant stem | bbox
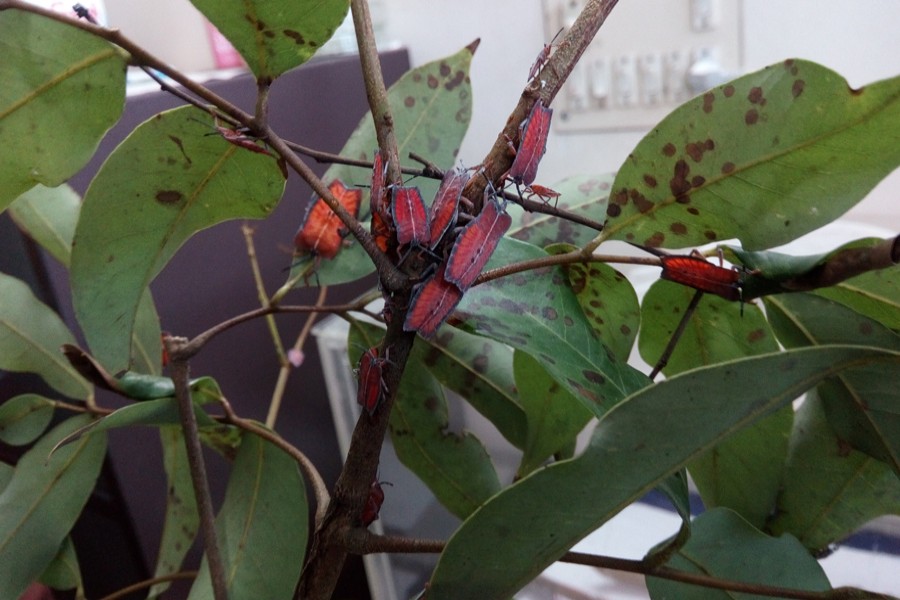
[166,338,228,600]
[649,290,704,380]
[217,396,331,526]
[476,251,661,285]
[96,571,199,600]
[266,286,328,429]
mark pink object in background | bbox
[204,21,244,69]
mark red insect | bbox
[403,263,465,338]
[361,479,389,526]
[391,186,430,248]
[428,167,469,249]
[369,151,394,254]
[294,179,362,259]
[504,99,553,188]
[204,115,273,156]
[445,192,512,290]
[357,346,389,418]
[528,27,564,81]
[659,254,742,301]
[523,183,561,205]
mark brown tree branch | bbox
[166,338,228,600]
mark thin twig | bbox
[217,396,331,526]
[266,286,329,429]
[476,252,661,286]
[180,300,372,359]
[649,290,704,380]
[241,224,287,361]
[96,571,199,600]
[166,338,228,600]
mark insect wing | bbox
[445,196,512,289]
[331,179,362,219]
[428,168,468,249]
[357,347,385,417]
[404,264,464,338]
[369,151,394,253]
[660,255,741,301]
[361,480,386,526]
[392,186,430,247]
[294,179,360,259]
[507,100,553,186]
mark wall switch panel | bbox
[541,0,742,132]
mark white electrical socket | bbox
[542,0,743,132]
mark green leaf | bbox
[38,537,82,593]
[601,60,900,250]
[71,105,285,372]
[149,427,199,599]
[647,508,830,599]
[188,431,307,600]
[0,9,125,208]
[7,184,80,266]
[457,237,649,417]
[288,42,476,287]
[51,387,237,459]
[513,350,593,477]
[555,245,640,362]
[0,394,55,446]
[8,185,164,375]
[815,267,900,331]
[390,358,501,519]
[426,345,899,599]
[638,280,776,376]
[412,327,526,450]
[765,293,900,473]
[0,415,107,600]
[0,273,90,399]
[190,0,349,81]
[638,279,787,526]
[508,174,613,249]
[769,392,900,552]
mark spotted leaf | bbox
[456,237,648,417]
[189,0,349,80]
[601,60,900,250]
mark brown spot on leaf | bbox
[687,207,700,215]
[723,84,735,98]
[702,92,715,113]
[704,230,717,240]
[630,189,653,213]
[583,370,605,385]
[691,175,706,188]
[404,96,415,108]
[283,29,305,44]
[439,62,451,77]
[670,222,688,235]
[427,75,439,89]
[747,329,765,343]
[792,79,805,98]
[156,190,183,205]
[748,86,765,105]
[670,159,692,199]
[606,204,622,217]
[721,161,735,174]
[444,70,465,91]
[643,174,658,188]
[745,109,759,125]
[620,324,631,335]
[644,232,665,247]
[542,306,558,320]
[662,142,677,157]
